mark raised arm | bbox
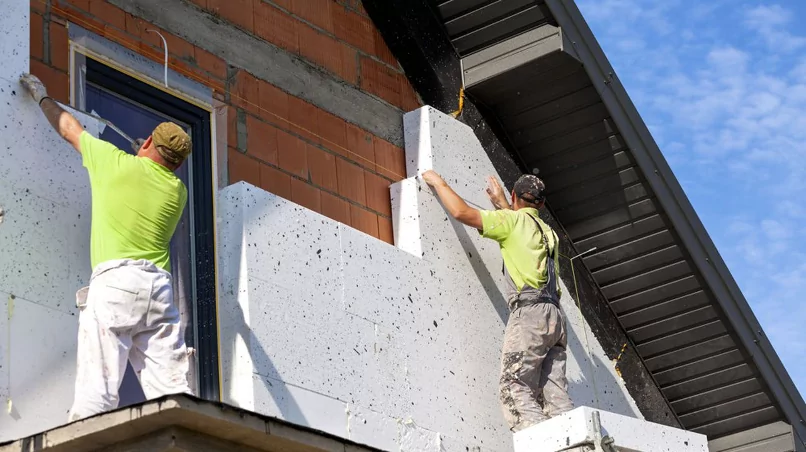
[20,74,84,153]
[421,170,483,230]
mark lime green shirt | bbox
[81,132,187,272]
[480,208,562,295]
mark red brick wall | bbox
[30,0,420,244]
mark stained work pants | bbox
[68,259,191,421]
[499,302,574,432]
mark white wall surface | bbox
[217,106,644,452]
[0,0,103,441]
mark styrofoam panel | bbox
[513,406,708,452]
[422,254,508,341]
[390,178,422,258]
[342,231,506,439]
[246,276,381,401]
[399,420,442,452]
[343,219,502,355]
[341,222,447,333]
[402,106,506,208]
[440,434,501,452]
[0,0,27,81]
[403,333,501,406]
[239,186,342,305]
[402,106,427,180]
[0,294,9,404]
[247,274,410,419]
[218,278,254,410]
[251,373,348,439]
[0,2,107,440]
[388,185,509,339]
[348,404,400,452]
[216,106,650,451]
[357,323,411,418]
[404,334,509,449]
[392,178,509,310]
[0,79,102,314]
[0,295,78,441]
[0,178,91,314]
[216,186,254,409]
[0,85,97,212]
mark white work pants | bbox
[68,259,190,421]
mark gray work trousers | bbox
[499,302,574,432]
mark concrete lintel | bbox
[0,395,379,452]
[107,0,404,147]
[462,24,579,88]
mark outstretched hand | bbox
[19,73,48,104]
[486,176,510,210]
[421,170,446,188]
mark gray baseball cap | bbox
[513,174,546,203]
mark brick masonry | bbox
[31,0,419,243]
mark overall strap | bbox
[526,214,555,259]
[526,213,559,300]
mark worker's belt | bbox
[509,296,559,312]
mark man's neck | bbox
[140,154,176,171]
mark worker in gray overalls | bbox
[422,170,574,432]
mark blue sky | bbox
[576,1,806,396]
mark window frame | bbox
[70,47,221,401]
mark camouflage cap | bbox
[152,122,192,165]
[513,174,546,204]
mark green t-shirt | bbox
[81,132,187,272]
[480,207,561,295]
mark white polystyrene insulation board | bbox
[514,406,708,452]
[217,106,646,452]
[0,0,103,441]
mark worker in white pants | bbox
[19,74,193,421]
[70,260,190,421]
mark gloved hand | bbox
[19,73,48,104]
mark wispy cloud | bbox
[744,4,806,53]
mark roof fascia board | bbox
[544,0,806,444]
[462,24,580,88]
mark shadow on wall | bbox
[448,217,509,324]
[220,199,307,426]
[565,319,636,416]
